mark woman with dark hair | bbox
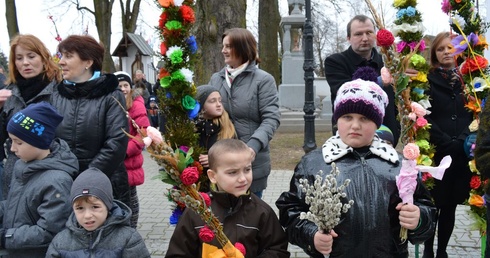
[208,28,280,198]
[50,35,131,207]
[0,34,62,199]
[422,31,473,258]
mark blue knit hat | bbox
[7,102,63,150]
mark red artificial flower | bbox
[159,12,169,29]
[199,192,211,206]
[180,5,195,23]
[180,166,199,185]
[163,27,182,39]
[160,42,167,55]
[199,226,215,242]
[470,175,482,190]
[377,29,395,47]
[234,242,246,256]
[421,172,433,182]
[460,55,489,75]
[159,68,170,79]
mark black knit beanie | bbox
[70,168,113,210]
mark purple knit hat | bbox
[333,79,388,127]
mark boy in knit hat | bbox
[0,102,79,258]
[46,167,150,257]
[276,79,436,258]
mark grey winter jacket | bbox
[276,136,436,258]
[209,62,280,192]
[0,138,79,258]
[46,200,150,258]
[1,79,57,199]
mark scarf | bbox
[16,73,51,103]
[225,61,248,88]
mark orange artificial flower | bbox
[158,0,174,8]
[477,35,488,49]
[465,99,481,113]
[469,194,485,207]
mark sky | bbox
[0,0,458,59]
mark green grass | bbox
[270,132,332,170]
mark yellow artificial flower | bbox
[469,159,478,173]
[410,72,428,82]
[394,0,407,7]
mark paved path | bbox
[137,151,482,257]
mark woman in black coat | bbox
[50,35,130,207]
[423,32,473,258]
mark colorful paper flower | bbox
[469,194,485,207]
[160,42,168,55]
[199,192,211,207]
[415,117,428,128]
[234,242,246,256]
[186,36,198,54]
[180,5,195,23]
[451,33,479,56]
[180,166,199,185]
[472,77,490,92]
[403,143,420,160]
[158,0,174,8]
[441,0,451,13]
[470,175,482,190]
[179,68,194,83]
[170,207,184,225]
[182,95,197,110]
[199,226,215,242]
[460,55,489,75]
[376,29,395,47]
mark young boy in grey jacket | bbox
[46,168,150,258]
[0,102,79,258]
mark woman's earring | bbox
[85,67,88,70]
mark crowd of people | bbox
[0,12,481,258]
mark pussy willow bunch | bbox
[299,163,354,234]
[115,97,233,254]
[146,136,232,251]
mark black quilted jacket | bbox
[276,146,436,258]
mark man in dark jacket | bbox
[324,14,402,146]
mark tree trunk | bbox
[5,0,20,41]
[119,0,141,34]
[93,0,116,73]
[258,0,280,86]
[193,0,246,86]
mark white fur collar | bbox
[322,134,399,164]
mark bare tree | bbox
[5,0,20,41]
[193,0,247,86]
[258,0,281,85]
[119,0,141,34]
